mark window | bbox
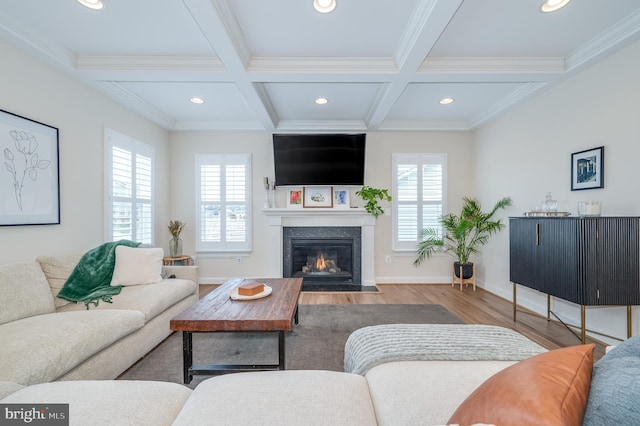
[196,154,252,253]
[104,129,154,244]
[392,153,447,251]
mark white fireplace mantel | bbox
[262,208,376,286]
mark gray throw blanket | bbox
[344,324,548,375]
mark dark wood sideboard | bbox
[509,216,640,343]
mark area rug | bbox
[118,304,463,388]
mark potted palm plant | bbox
[413,196,512,279]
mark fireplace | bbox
[262,209,375,288]
[283,227,361,290]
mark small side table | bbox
[163,255,193,266]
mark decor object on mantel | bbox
[414,196,512,289]
[168,220,185,257]
[355,186,392,218]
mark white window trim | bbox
[104,128,155,245]
[195,153,252,253]
[392,153,447,253]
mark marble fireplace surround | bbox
[262,208,376,287]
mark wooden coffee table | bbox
[170,277,303,384]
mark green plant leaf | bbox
[414,196,512,266]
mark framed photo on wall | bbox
[0,109,60,225]
[571,146,604,191]
[333,186,350,209]
[286,187,303,208]
[303,186,333,208]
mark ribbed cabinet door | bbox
[588,217,640,305]
[537,218,582,303]
[509,218,539,288]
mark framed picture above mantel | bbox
[571,146,604,191]
[303,186,333,208]
[286,187,303,208]
[333,186,350,209]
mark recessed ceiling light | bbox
[439,98,454,105]
[315,97,329,105]
[190,97,205,104]
[313,0,336,14]
[540,0,571,13]
[77,0,103,10]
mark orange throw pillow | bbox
[448,344,594,426]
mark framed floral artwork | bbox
[0,109,60,225]
[303,186,333,208]
[286,187,303,208]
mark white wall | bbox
[473,39,640,343]
[169,130,474,283]
[0,40,171,264]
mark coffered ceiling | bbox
[1,0,639,132]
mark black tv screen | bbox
[273,134,366,186]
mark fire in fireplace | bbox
[283,226,362,289]
[303,252,341,274]
[291,239,353,284]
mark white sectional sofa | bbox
[0,253,198,387]
[5,320,634,425]
[2,251,638,425]
[3,340,625,426]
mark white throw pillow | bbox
[110,246,163,286]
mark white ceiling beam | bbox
[182,0,278,130]
[366,0,464,129]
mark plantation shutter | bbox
[105,129,154,245]
[196,154,252,252]
[392,153,447,251]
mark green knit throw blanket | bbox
[57,240,140,309]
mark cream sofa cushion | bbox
[173,370,378,426]
[58,279,197,322]
[0,381,24,399]
[0,310,144,385]
[110,246,163,286]
[0,261,55,325]
[364,360,517,426]
[36,254,82,308]
[2,380,192,426]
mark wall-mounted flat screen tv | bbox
[273,133,366,186]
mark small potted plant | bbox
[413,196,512,279]
[355,186,392,219]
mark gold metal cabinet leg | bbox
[513,283,517,322]
[581,305,586,344]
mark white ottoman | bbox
[344,324,547,374]
[1,380,192,426]
[173,370,378,426]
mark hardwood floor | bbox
[200,283,607,360]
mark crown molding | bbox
[93,81,176,129]
[377,120,469,131]
[248,57,397,74]
[76,55,225,71]
[275,120,368,132]
[566,8,640,71]
[420,57,565,74]
[172,120,265,131]
[468,82,547,129]
[0,10,75,70]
